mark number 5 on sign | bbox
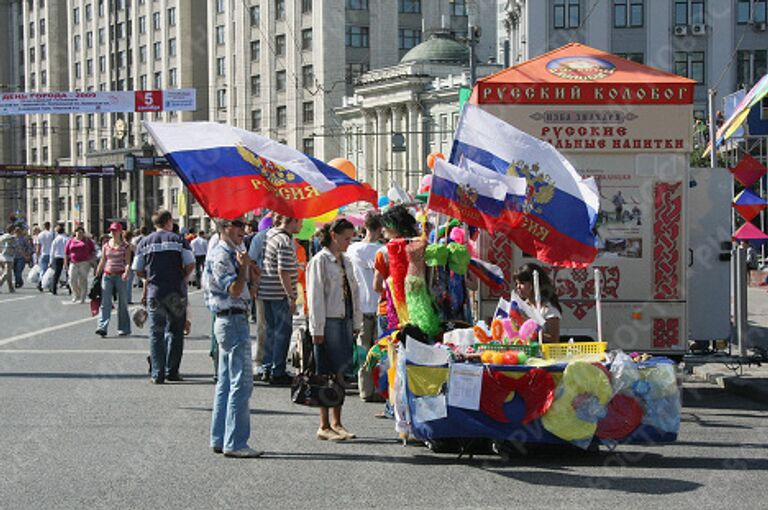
[135,90,163,112]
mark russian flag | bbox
[144,122,377,219]
[468,258,506,291]
[428,158,525,233]
[450,105,599,268]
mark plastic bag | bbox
[41,267,56,291]
[609,350,640,395]
[26,264,41,285]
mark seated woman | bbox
[512,263,561,343]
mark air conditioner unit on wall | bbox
[673,25,688,36]
[691,23,706,35]
[755,22,767,32]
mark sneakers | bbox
[95,329,107,337]
[223,447,264,458]
[316,427,346,441]
[332,426,356,439]
[167,374,184,382]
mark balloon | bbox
[418,174,433,194]
[295,219,316,240]
[258,216,273,232]
[378,196,390,208]
[311,209,339,224]
[328,158,356,179]
[426,151,445,170]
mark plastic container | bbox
[474,342,540,358]
[540,341,608,360]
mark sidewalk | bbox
[688,287,768,405]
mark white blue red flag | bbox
[468,258,506,291]
[428,158,525,233]
[144,122,377,219]
[450,104,599,268]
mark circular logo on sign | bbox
[546,56,616,81]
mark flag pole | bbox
[533,269,543,344]
[594,268,602,342]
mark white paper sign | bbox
[412,395,448,422]
[405,337,451,366]
[447,363,484,411]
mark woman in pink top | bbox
[95,222,132,337]
[65,226,96,303]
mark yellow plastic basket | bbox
[541,341,607,360]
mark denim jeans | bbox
[38,254,50,276]
[210,314,253,453]
[98,274,131,334]
[125,270,135,302]
[147,295,187,382]
[262,298,292,377]
[13,257,25,287]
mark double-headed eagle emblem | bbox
[506,160,555,215]
[237,143,297,186]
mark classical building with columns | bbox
[336,32,500,194]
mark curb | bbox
[722,376,768,406]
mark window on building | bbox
[303,138,314,157]
[216,25,225,45]
[275,34,286,56]
[346,0,368,10]
[675,0,705,25]
[616,52,644,64]
[153,41,162,60]
[118,50,126,67]
[39,18,45,35]
[139,15,146,33]
[29,72,35,88]
[86,31,93,48]
[399,0,421,13]
[29,47,35,64]
[87,140,95,153]
[73,6,80,24]
[345,62,369,83]
[217,89,227,109]
[85,3,92,20]
[251,74,261,96]
[302,29,312,50]
[75,62,81,78]
[98,0,104,17]
[346,25,369,47]
[32,198,38,213]
[250,6,260,26]
[614,0,644,27]
[40,70,46,85]
[302,0,312,13]
[302,101,314,123]
[30,122,37,136]
[31,147,38,163]
[101,138,108,150]
[153,12,161,30]
[76,142,83,156]
[399,28,421,49]
[41,121,48,135]
[139,46,147,63]
[276,70,286,91]
[168,38,176,57]
[168,7,176,26]
[216,0,225,13]
[86,58,93,76]
[302,65,314,87]
[675,51,705,83]
[554,0,580,29]
[153,71,162,88]
[276,0,285,19]
[139,74,147,89]
[738,0,767,23]
[276,105,287,127]
[74,35,81,51]
[42,146,48,162]
[451,0,466,15]
[117,22,125,39]
[250,40,260,61]
[737,49,767,87]
[251,109,262,131]
[217,57,226,76]
[29,21,34,38]
[757,0,768,22]
[99,27,105,44]
[168,68,177,87]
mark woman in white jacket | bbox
[307,218,362,441]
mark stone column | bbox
[407,103,420,193]
[391,106,404,191]
[362,111,376,185]
[376,107,388,192]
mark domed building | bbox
[336,31,500,194]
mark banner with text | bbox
[0,89,196,115]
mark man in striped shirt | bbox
[257,216,301,385]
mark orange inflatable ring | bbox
[491,319,505,341]
[474,325,491,344]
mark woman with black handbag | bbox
[306,218,362,441]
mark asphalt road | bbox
[1,283,767,510]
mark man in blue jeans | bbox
[205,217,262,458]
[258,216,301,385]
[132,209,194,384]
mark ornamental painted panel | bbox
[652,318,680,348]
[653,182,682,300]
[550,266,621,320]
[484,231,514,299]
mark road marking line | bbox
[0,317,96,347]
[0,349,210,354]
[0,295,37,304]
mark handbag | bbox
[290,328,346,408]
